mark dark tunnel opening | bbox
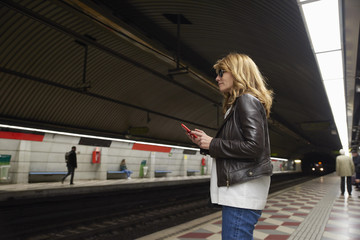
[301,151,336,175]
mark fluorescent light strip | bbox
[316,50,343,80]
[298,0,349,152]
[271,157,288,161]
[0,124,200,151]
[301,0,341,52]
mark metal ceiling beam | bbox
[65,0,219,93]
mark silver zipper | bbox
[226,171,230,187]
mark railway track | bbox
[0,173,316,240]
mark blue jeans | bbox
[222,206,262,240]
[123,169,133,178]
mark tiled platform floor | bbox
[139,173,360,240]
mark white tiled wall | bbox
[1,133,206,183]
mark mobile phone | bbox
[181,123,197,138]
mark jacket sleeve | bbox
[209,96,266,160]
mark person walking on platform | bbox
[62,146,77,185]
[336,149,355,196]
[183,53,273,240]
[352,149,360,189]
[120,159,133,179]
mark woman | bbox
[120,159,133,179]
[185,53,273,239]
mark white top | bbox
[209,106,271,210]
[210,160,270,210]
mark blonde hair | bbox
[213,53,273,118]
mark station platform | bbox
[0,175,210,201]
[138,172,360,240]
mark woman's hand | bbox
[190,129,213,150]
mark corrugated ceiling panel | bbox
[0,0,345,152]
[0,0,218,136]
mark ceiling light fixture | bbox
[297,0,349,154]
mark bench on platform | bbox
[154,170,172,177]
[107,170,128,179]
[29,171,67,183]
[187,170,200,176]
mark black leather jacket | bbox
[208,94,273,187]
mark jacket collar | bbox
[215,97,238,137]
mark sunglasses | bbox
[218,69,226,77]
